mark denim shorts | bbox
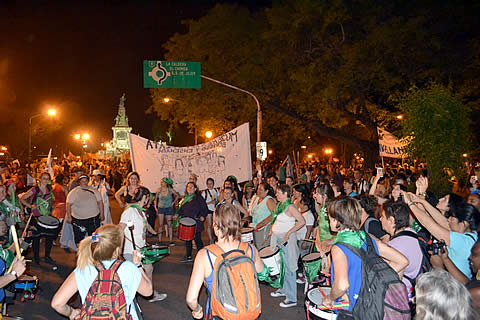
[157,206,174,215]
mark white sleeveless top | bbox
[272,207,296,236]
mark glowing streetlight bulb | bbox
[462,153,468,158]
[163,97,170,103]
[83,133,90,140]
[74,134,81,140]
[205,131,213,139]
[307,154,313,159]
[47,108,57,116]
[396,115,404,120]
[268,149,273,155]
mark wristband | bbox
[66,305,72,317]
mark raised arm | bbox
[404,192,452,246]
[373,234,409,278]
[114,186,127,208]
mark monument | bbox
[106,94,132,156]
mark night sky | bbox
[0,0,269,157]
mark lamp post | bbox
[28,108,56,160]
[200,75,262,142]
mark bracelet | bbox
[66,305,72,317]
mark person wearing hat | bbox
[91,169,112,224]
[66,175,104,244]
[68,167,84,192]
[155,177,180,246]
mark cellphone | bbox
[377,168,384,178]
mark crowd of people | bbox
[0,156,479,319]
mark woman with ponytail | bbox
[51,224,152,319]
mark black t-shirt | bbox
[361,216,387,239]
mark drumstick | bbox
[7,225,22,273]
[21,213,34,239]
[318,287,326,297]
[10,225,21,258]
[127,221,137,249]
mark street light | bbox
[205,131,213,139]
[74,133,81,140]
[396,115,404,120]
[28,108,57,160]
[163,97,170,103]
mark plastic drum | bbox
[241,227,254,243]
[302,252,322,283]
[141,245,169,264]
[259,246,281,277]
[13,274,39,293]
[178,217,196,241]
[305,287,351,320]
[35,215,60,237]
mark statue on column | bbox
[119,93,126,108]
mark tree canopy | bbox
[149,0,480,165]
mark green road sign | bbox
[143,61,201,89]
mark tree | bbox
[149,1,480,166]
[398,83,472,195]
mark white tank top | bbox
[272,207,296,236]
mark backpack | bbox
[338,235,411,320]
[206,242,261,320]
[391,230,432,286]
[80,260,133,320]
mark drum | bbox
[140,245,169,264]
[302,252,322,283]
[253,224,271,249]
[35,215,60,236]
[259,246,282,277]
[241,227,254,243]
[13,275,39,293]
[178,217,196,241]
[305,287,350,320]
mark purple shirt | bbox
[388,228,423,292]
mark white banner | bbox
[377,127,407,159]
[129,123,252,192]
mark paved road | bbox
[7,197,308,319]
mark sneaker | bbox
[180,256,193,263]
[270,291,286,298]
[169,242,175,247]
[296,278,305,284]
[149,292,167,302]
[45,256,56,265]
[280,300,297,308]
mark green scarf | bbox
[176,193,195,215]
[333,229,367,249]
[36,190,53,216]
[411,220,422,233]
[127,203,146,212]
[271,199,291,225]
[317,205,334,241]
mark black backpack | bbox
[391,230,432,286]
[338,235,411,320]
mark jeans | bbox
[32,235,55,262]
[277,242,297,303]
[186,232,203,257]
[72,215,101,244]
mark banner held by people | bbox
[377,127,407,159]
[129,123,252,192]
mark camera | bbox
[427,240,446,255]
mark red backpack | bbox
[80,260,132,320]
